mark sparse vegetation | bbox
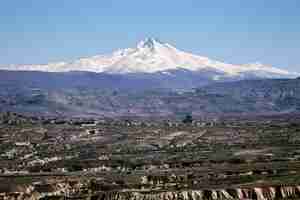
[0,113,300,199]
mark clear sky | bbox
[1,0,300,72]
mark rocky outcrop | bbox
[88,186,300,200]
[1,183,300,200]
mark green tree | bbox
[182,114,193,124]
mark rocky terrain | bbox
[1,112,300,199]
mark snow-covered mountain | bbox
[1,38,298,79]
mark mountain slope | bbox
[0,72,300,117]
[1,38,298,79]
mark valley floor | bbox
[1,113,300,199]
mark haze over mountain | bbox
[1,38,298,80]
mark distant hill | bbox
[0,70,300,117]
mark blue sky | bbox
[1,0,300,72]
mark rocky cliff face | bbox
[90,186,300,200]
[1,181,300,200]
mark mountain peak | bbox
[1,38,297,78]
[137,37,165,49]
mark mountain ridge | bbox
[1,38,298,79]
[0,71,299,117]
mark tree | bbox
[182,114,193,124]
